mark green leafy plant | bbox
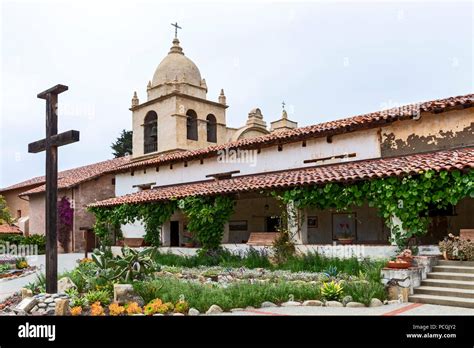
[0,263,11,274]
[178,196,235,253]
[85,289,111,306]
[320,281,344,301]
[273,169,474,249]
[345,281,387,306]
[133,281,164,304]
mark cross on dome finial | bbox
[282,101,288,119]
[171,22,182,39]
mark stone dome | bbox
[152,38,202,87]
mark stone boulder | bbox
[188,308,200,316]
[342,295,353,306]
[325,301,343,307]
[302,300,323,307]
[57,277,77,293]
[113,284,143,306]
[260,301,277,308]
[206,305,223,315]
[281,301,301,307]
[346,302,365,308]
[14,298,38,313]
[55,299,70,316]
[369,298,383,307]
[21,288,33,299]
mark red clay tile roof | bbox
[112,93,473,173]
[0,224,22,234]
[89,147,474,207]
[18,156,131,197]
[0,176,45,193]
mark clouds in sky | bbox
[1,0,472,187]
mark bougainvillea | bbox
[57,196,73,252]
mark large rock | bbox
[57,277,77,293]
[302,300,323,307]
[346,302,365,308]
[188,308,200,316]
[261,301,277,308]
[369,298,383,307]
[281,301,301,307]
[342,295,353,306]
[325,301,343,307]
[113,284,142,305]
[14,298,38,313]
[206,305,223,315]
[55,299,69,316]
[21,288,33,299]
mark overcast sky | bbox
[0,0,472,187]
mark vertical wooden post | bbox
[45,93,58,293]
[29,84,79,294]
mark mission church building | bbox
[1,28,473,256]
[89,29,474,256]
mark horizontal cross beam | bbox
[37,84,68,99]
[28,130,80,153]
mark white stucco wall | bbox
[117,128,381,238]
[117,128,381,197]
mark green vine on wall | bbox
[88,196,235,251]
[178,195,235,253]
[272,169,474,248]
[88,201,177,246]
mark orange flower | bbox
[70,306,82,316]
[90,301,105,316]
[125,302,142,315]
[108,303,125,316]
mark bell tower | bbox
[130,25,228,159]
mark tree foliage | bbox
[0,195,13,225]
[111,129,133,158]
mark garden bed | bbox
[0,247,389,316]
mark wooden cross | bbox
[171,22,182,38]
[28,84,80,293]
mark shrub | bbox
[272,230,296,264]
[134,278,321,312]
[345,281,387,306]
[0,234,46,254]
[85,289,111,306]
[320,281,344,301]
[440,234,474,261]
[133,281,163,304]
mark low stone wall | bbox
[381,267,423,295]
[112,244,440,260]
[413,255,440,279]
